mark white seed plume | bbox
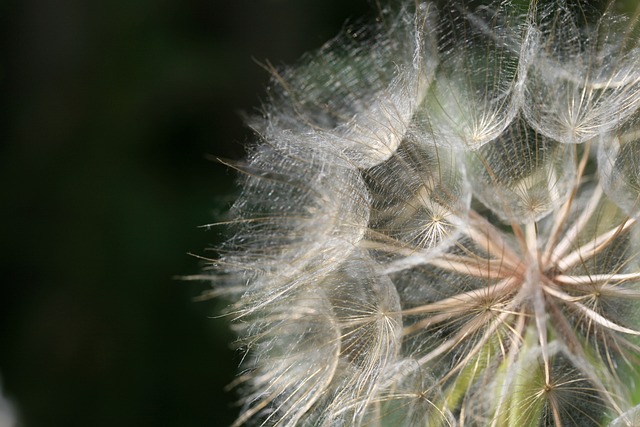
[206,1,640,426]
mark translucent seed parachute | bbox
[203,1,640,425]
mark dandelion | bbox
[204,0,640,425]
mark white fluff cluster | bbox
[211,1,640,425]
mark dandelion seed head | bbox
[208,0,640,425]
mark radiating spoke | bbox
[549,184,604,266]
[543,284,640,336]
[554,272,640,286]
[556,217,635,272]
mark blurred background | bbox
[3,0,635,426]
[0,0,368,426]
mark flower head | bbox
[208,1,640,425]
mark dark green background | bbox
[2,0,635,426]
[0,1,368,426]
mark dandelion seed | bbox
[206,0,640,425]
[523,0,640,144]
